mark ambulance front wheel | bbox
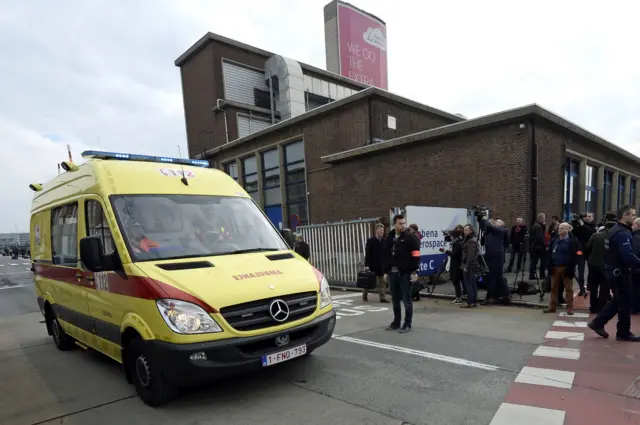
[126,336,177,407]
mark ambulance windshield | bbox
[110,194,288,262]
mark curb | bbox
[329,284,589,311]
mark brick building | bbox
[176,32,640,230]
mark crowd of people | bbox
[356,206,640,341]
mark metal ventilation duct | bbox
[264,55,306,121]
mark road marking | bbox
[515,366,575,389]
[333,335,499,371]
[489,403,565,425]
[0,284,29,291]
[8,263,18,266]
[21,262,31,265]
[533,346,580,360]
[331,293,363,300]
[552,320,588,328]
[545,331,584,341]
[331,298,389,320]
[558,312,589,318]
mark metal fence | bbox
[297,218,379,285]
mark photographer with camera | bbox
[506,217,528,273]
[477,211,511,305]
[571,212,596,296]
[442,225,466,304]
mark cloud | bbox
[363,28,386,51]
[1,0,639,232]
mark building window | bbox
[262,149,281,207]
[243,156,259,204]
[85,200,115,255]
[224,162,238,181]
[284,141,307,228]
[618,175,627,210]
[631,179,637,208]
[563,159,580,220]
[585,165,597,214]
[51,203,78,266]
[603,170,613,216]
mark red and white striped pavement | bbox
[489,309,640,425]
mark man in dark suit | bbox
[364,223,389,302]
[506,217,527,273]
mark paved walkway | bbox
[496,312,640,424]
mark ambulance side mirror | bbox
[280,228,294,248]
[80,236,118,273]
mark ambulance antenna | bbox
[177,145,189,186]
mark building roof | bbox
[175,32,367,91]
[197,86,465,159]
[321,104,640,165]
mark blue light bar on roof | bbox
[80,150,210,168]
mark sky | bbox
[1,0,639,233]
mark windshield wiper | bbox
[224,248,282,255]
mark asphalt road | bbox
[0,255,559,425]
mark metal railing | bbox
[297,218,379,285]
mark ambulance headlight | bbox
[156,299,222,334]
[319,276,332,309]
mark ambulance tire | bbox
[48,307,75,351]
[127,336,176,407]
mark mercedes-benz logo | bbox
[269,299,290,322]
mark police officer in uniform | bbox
[588,205,640,341]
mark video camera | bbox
[570,213,585,227]
[442,228,463,243]
[470,205,491,219]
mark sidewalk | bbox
[500,312,640,424]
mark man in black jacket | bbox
[293,234,310,261]
[543,222,580,314]
[384,214,421,333]
[573,212,596,296]
[506,217,527,273]
[632,218,640,314]
[479,217,510,304]
[364,223,390,303]
[529,213,547,280]
[586,213,616,313]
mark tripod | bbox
[511,244,541,299]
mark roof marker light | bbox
[80,150,210,168]
[60,161,79,172]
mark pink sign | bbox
[337,3,388,89]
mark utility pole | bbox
[67,144,73,163]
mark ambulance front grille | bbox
[219,291,318,331]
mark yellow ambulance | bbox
[29,150,335,406]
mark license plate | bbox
[261,345,307,367]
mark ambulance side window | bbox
[85,200,116,255]
[51,203,78,266]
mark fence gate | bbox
[297,218,378,285]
